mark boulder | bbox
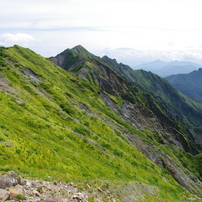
[72,192,87,202]
[17,176,26,185]
[0,176,5,189]
[4,178,12,188]
[9,185,24,200]
[3,177,18,188]
[43,197,58,202]
[7,171,16,178]
[0,188,10,202]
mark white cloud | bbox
[1,0,202,64]
[1,0,202,31]
[0,33,36,46]
[94,48,202,66]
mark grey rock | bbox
[0,176,5,189]
[126,131,202,197]
[17,176,26,185]
[43,197,58,202]
[6,144,11,147]
[9,185,24,200]
[22,67,40,83]
[72,192,87,202]
[97,187,103,192]
[4,178,12,188]
[4,177,18,188]
[7,171,16,178]
[0,188,10,202]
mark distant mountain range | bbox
[134,60,202,77]
[165,68,202,103]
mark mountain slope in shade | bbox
[134,60,201,77]
[0,45,202,201]
[101,55,202,149]
[165,68,202,103]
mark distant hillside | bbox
[165,68,202,103]
[134,60,201,77]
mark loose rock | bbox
[44,197,58,202]
[72,192,87,202]
[0,188,10,202]
[9,185,24,200]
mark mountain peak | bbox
[72,45,87,54]
[71,45,94,59]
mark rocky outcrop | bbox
[99,92,162,132]
[124,129,202,197]
[99,91,196,153]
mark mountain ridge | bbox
[50,45,202,154]
[50,45,202,195]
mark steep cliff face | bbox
[101,56,202,154]
[102,56,202,126]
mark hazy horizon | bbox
[1,0,202,66]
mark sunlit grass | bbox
[0,45,201,201]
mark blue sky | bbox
[1,0,202,65]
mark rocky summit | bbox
[0,45,202,201]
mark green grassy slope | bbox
[0,46,201,201]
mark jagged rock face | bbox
[70,58,200,153]
[50,49,70,68]
[124,130,202,196]
[84,61,130,97]
[103,56,202,127]
[99,92,198,154]
[99,92,161,132]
